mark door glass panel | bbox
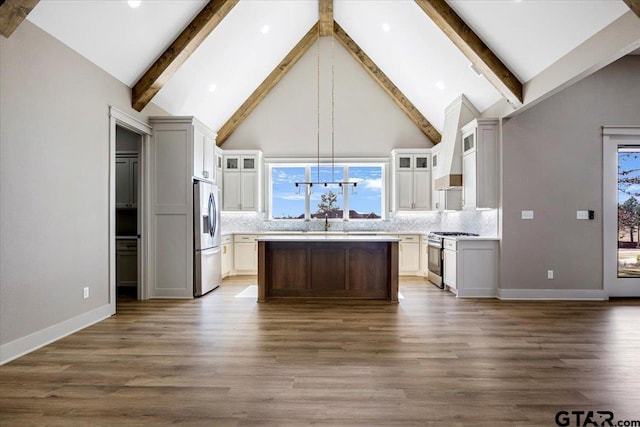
[618,146,640,277]
[399,157,411,168]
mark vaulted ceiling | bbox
[4,0,638,145]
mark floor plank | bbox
[1,276,639,426]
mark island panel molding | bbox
[257,236,399,302]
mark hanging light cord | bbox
[317,30,321,184]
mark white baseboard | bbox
[457,288,497,298]
[0,304,114,365]
[498,288,607,300]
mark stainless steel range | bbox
[427,231,479,288]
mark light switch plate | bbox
[521,210,534,220]
[577,210,589,220]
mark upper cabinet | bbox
[461,119,499,209]
[115,153,138,209]
[223,150,263,212]
[192,122,217,182]
[215,146,224,189]
[391,149,431,211]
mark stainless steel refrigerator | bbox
[193,180,221,297]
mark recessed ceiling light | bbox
[381,22,391,33]
[128,0,141,8]
[469,63,483,77]
[208,84,217,93]
[261,24,270,35]
[435,81,446,91]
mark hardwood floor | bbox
[1,277,639,426]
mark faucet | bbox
[324,214,330,232]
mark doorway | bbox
[115,126,141,301]
[603,126,640,297]
[109,107,151,310]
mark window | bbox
[347,166,382,219]
[271,166,306,219]
[310,166,344,219]
[269,162,384,220]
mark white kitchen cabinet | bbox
[391,149,431,211]
[420,235,429,277]
[115,153,138,208]
[223,150,262,212]
[443,237,499,298]
[443,239,457,289]
[221,235,233,278]
[193,125,216,182]
[433,188,463,211]
[398,234,421,275]
[461,118,499,209]
[149,116,218,298]
[233,234,258,274]
[215,147,224,189]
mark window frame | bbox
[266,158,388,222]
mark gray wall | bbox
[0,21,167,350]
[501,55,640,291]
[223,37,433,156]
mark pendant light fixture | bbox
[295,27,357,193]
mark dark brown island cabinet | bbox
[257,235,399,302]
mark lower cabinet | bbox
[233,234,258,274]
[443,238,498,298]
[420,235,429,277]
[398,235,420,275]
[116,239,137,289]
[221,235,233,278]
[443,244,457,289]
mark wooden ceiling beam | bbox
[131,0,239,112]
[217,22,320,146]
[623,0,640,19]
[333,21,441,144]
[0,0,40,38]
[319,0,333,36]
[414,0,523,107]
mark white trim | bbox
[498,288,607,300]
[456,288,497,298]
[110,108,151,135]
[0,305,113,365]
[108,106,152,302]
[602,125,640,136]
[602,125,640,297]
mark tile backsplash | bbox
[221,209,498,236]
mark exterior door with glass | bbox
[603,126,640,297]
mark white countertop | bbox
[443,235,500,241]
[257,235,400,242]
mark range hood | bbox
[433,95,479,191]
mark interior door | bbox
[603,126,640,297]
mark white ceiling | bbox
[26,0,632,137]
[447,0,629,82]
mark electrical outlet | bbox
[547,270,554,280]
[521,210,534,220]
[83,287,89,299]
[577,210,589,220]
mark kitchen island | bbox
[257,235,399,302]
